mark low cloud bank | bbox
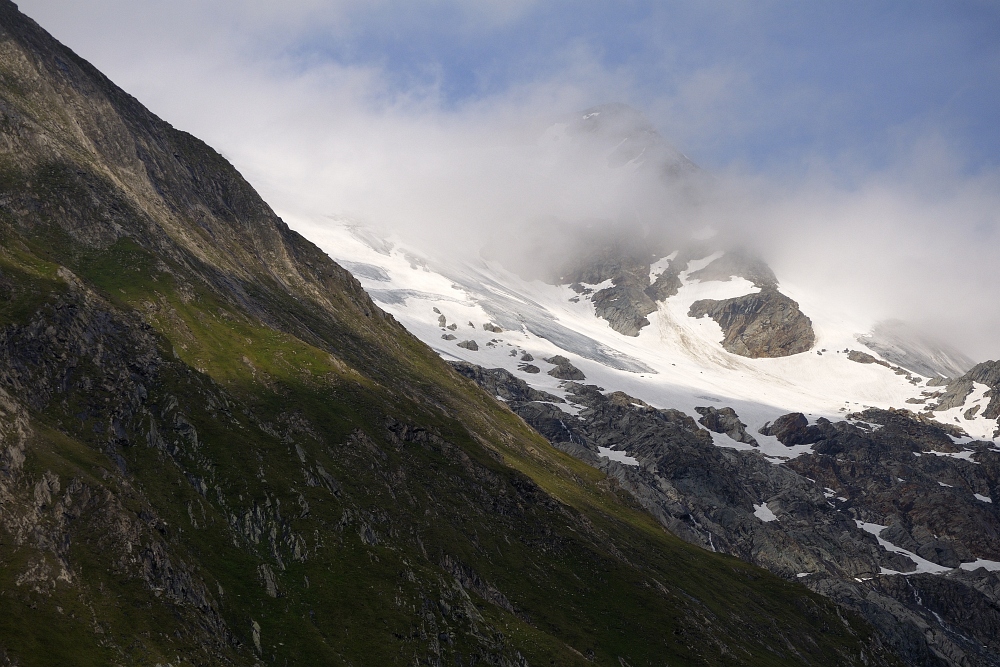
[19,0,1000,361]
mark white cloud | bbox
[16,0,1000,361]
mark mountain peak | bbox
[559,102,698,174]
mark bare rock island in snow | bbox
[688,288,815,358]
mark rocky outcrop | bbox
[457,339,479,351]
[689,288,815,358]
[687,250,778,288]
[759,413,824,446]
[455,361,1000,666]
[544,355,585,380]
[562,251,659,337]
[967,361,1000,422]
[937,361,1000,419]
[695,406,758,445]
[644,266,683,302]
[922,360,1000,438]
[591,283,657,336]
[450,362,563,403]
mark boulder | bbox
[688,288,814,358]
[695,406,758,446]
[544,356,586,381]
[759,413,823,446]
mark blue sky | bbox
[284,0,1000,174]
[21,0,1000,175]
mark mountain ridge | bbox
[0,2,901,665]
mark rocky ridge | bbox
[928,361,1000,436]
[454,360,1000,666]
[859,320,976,380]
[560,242,816,359]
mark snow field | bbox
[287,217,997,466]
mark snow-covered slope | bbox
[292,216,999,457]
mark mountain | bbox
[309,108,1000,665]
[857,319,976,380]
[563,103,699,177]
[0,3,909,666]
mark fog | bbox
[17,0,1000,361]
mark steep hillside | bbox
[0,3,902,665]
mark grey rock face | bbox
[847,350,882,365]
[921,360,1000,438]
[591,283,657,337]
[557,245,787,340]
[686,250,778,289]
[933,379,975,412]
[759,413,824,446]
[688,288,815,358]
[644,268,683,303]
[457,340,479,351]
[518,364,540,374]
[967,362,1000,424]
[935,360,1000,421]
[441,334,457,341]
[544,356,585,381]
[450,362,563,403]
[562,251,660,337]
[695,406,758,446]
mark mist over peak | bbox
[18,0,998,361]
[858,320,976,380]
[566,102,699,176]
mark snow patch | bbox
[960,559,1000,572]
[753,503,778,522]
[933,382,998,442]
[648,252,677,283]
[598,447,639,466]
[926,449,978,462]
[975,493,993,503]
[856,521,951,575]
